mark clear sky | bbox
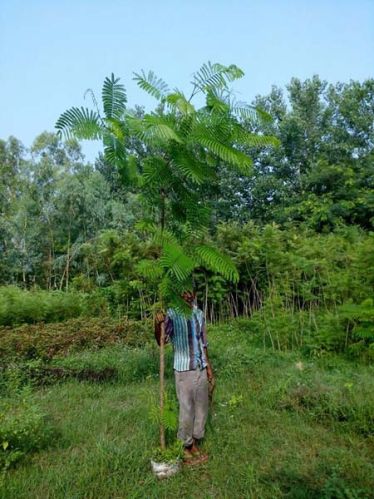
[1,0,373,162]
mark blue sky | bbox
[1,0,373,162]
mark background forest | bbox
[1,75,373,359]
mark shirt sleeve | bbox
[201,315,208,348]
[164,313,173,344]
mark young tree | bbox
[56,62,279,448]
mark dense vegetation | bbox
[1,74,373,358]
[0,72,373,495]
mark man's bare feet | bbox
[182,440,208,465]
[190,443,200,456]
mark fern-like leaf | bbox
[129,114,182,145]
[192,62,244,93]
[159,242,196,282]
[159,275,194,315]
[136,259,163,280]
[196,136,252,174]
[166,92,195,115]
[102,73,127,120]
[103,133,126,167]
[232,125,280,148]
[171,151,214,185]
[133,70,170,100]
[231,102,272,124]
[195,245,239,283]
[56,107,102,140]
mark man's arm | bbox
[204,346,214,382]
[154,312,164,346]
[201,316,214,382]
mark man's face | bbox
[182,291,195,307]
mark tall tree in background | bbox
[219,77,374,229]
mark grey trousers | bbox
[174,367,209,447]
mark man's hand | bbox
[154,312,166,346]
[206,362,215,401]
[155,312,165,324]
[206,362,214,383]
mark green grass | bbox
[1,321,373,498]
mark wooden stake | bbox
[159,320,166,450]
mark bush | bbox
[51,343,164,384]
[0,286,87,326]
[0,400,55,471]
[0,317,152,361]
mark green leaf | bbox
[102,73,127,120]
[159,242,196,282]
[192,62,244,93]
[56,107,102,140]
[103,133,126,168]
[133,70,170,100]
[205,89,230,114]
[232,125,280,148]
[136,259,163,280]
[129,114,182,145]
[171,151,214,185]
[166,92,195,115]
[231,102,273,124]
[142,157,172,188]
[195,245,239,283]
[196,136,252,174]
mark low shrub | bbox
[51,343,164,384]
[0,317,152,361]
[0,399,56,471]
[230,300,374,362]
[0,286,85,326]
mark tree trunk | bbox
[159,321,166,450]
[65,229,71,292]
[160,188,165,232]
[159,186,167,449]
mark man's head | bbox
[181,290,196,308]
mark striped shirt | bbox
[165,305,208,372]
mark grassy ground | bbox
[1,322,373,498]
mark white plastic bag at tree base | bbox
[151,459,181,479]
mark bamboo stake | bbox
[159,320,166,450]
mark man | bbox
[154,290,214,465]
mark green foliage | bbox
[149,391,179,434]
[50,343,162,384]
[191,62,244,93]
[150,440,183,463]
[102,73,127,120]
[56,62,278,311]
[0,385,56,471]
[221,77,374,230]
[0,286,84,326]
[55,107,102,140]
[0,316,152,361]
[195,245,239,283]
[133,70,170,100]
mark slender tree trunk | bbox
[159,186,166,450]
[65,229,71,292]
[204,276,208,317]
[160,188,165,232]
[47,245,52,290]
[159,321,166,450]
